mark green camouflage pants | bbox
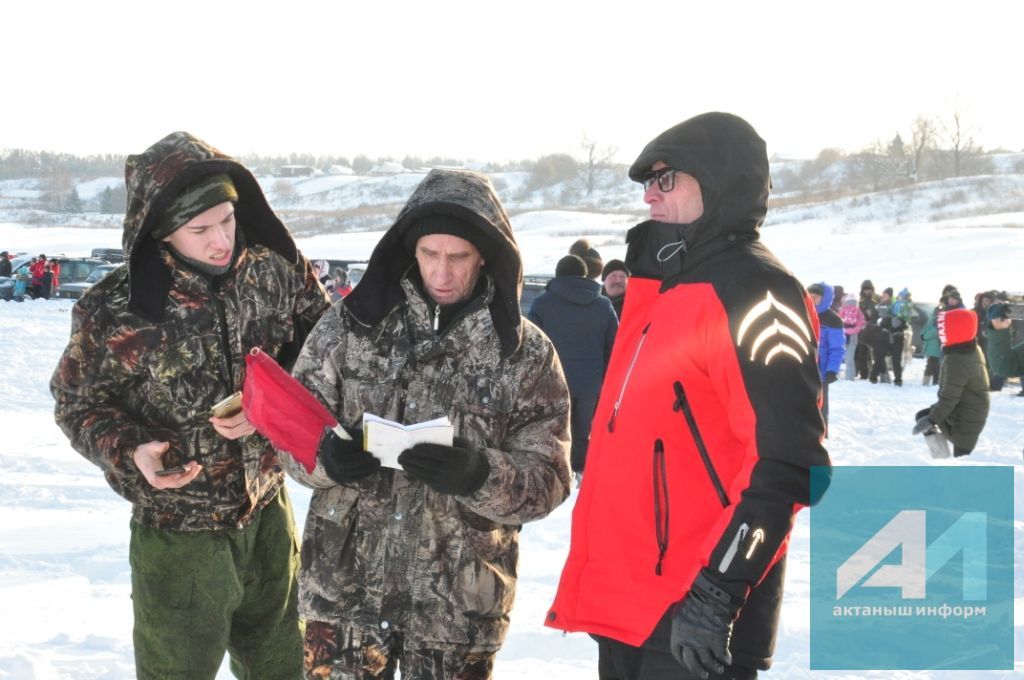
[303,620,496,680]
[130,486,303,679]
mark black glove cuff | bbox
[693,569,745,616]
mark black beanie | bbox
[941,284,958,296]
[883,287,894,297]
[860,279,874,291]
[403,214,497,262]
[556,254,588,277]
[601,259,630,281]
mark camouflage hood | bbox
[122,131,298,320]
[343,168,524,357]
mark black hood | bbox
[343,168,524,357]
[546,275,602,306]
[625,113,770,280]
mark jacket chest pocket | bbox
[138,335,216,423]
[241,307,293,355]
[451,374,509,447]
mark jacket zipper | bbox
[653,439,669,575]
[672,381,729,507]
[210,277,234,390]
[432,303,441,338]
[607,322,651,433]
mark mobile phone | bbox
[155,465,187,477]
[211,391,243,418]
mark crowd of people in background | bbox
[0,251,60,300]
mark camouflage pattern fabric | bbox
[283,273,571,652]
[304,620,495,680]
[51,132,331,531]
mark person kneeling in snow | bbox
[913,308,990,458]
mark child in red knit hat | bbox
[912,308,990,458]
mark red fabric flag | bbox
[242,347,347,473]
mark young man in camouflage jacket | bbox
[283,168,572,679]
[51,131,331,679]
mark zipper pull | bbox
[433,304,440,334]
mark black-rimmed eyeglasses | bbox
[641,167,680,193]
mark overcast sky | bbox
[4,0,1022,163]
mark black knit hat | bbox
[601,259,630,281]
[861,279,874,291]
[556,254,588,277]
[883,286,894,297]
[941,284,958,296]
[403,214,498,262]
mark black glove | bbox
[825,371,838,384]
[912,415,938,436]
[397,436,490,496]
[319,428,380,483]
[670,570,743,680]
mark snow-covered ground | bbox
[1,208,1022,678]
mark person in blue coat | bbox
[809,282,844,431]
[529,254,618,478]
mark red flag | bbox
[242,347,348,473]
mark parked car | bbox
[91,247,125,263]
[1,255,105,300]
[52,257,107,290]
[520,275,552,316]
[53,263,121,300]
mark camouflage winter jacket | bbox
[284,168,572,652]
[51,132,330,531]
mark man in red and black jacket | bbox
[546,112,832,680]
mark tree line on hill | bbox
[3,111,1020,215]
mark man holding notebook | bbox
[283,168,572,680]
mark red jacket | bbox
[546,240,829,668]
[548,114,831,670]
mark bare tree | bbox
[272,179,297,205]
[910,115,937,182]
[575,135,617,197]
[940,109,981,178]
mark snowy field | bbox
[1,214,1022,678]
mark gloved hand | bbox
[319,428,380,483]
[670,570,743,679]
[825,371,838,384]
[912,415,938,436]
[398,436,490,496]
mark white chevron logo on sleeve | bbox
[736,291,812,365]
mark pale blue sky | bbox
[4,0,1022,162]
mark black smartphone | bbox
[155,465,187,477]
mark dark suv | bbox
[52,257,107,298]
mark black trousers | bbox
[594,635,757,680]
[569,393,599,473]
